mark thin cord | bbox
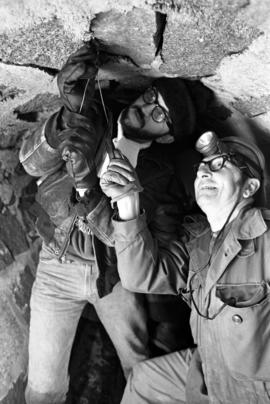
[97,72,109,124]
[79,78,90,114]
[187,196,242,320]
[97,72,115,159]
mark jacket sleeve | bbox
[57,41,99,117]
[19,121,64,178]
[19,41,103,178]
[113,213,189,294]
[80,189,115,247]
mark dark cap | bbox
[222,136,265,180]
[153,77,196,142]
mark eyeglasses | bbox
[195,153,252,176]
[142,87,172,126]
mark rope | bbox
[97,72,109,124]
[79,78,90,114]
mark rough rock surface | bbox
[1,0,270,403]
[0,254,32,403]
[91,8,157,65]
[161,0,260,77]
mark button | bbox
[232,314,243,324]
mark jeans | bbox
[25,249,149,404]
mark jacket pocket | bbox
[216,282,270,381]
[216,282,267,308]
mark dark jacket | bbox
[19,114,119,296]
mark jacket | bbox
[113,207,270,403]
[19,115,185,297]
[19,113,120,295]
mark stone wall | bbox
[1,0,270,402]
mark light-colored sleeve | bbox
[113,212,189,295]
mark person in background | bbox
[101,131,269,404]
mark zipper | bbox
[58,212,78,259]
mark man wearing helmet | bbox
[101,132,269,404]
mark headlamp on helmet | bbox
[195,131,264,181]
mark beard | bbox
[120,106,160,142]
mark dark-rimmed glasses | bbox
[194,153,253,177]
[142,87,172,127]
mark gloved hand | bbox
[57,41,99,116]
[100,150,143,204]
[58,122,100,190]
[44,107,94,148]
[45,107,102,175]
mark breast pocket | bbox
[216,281,270,381]
[216,282,267,308]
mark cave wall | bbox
[1,0,270,402]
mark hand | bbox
[100,150,143,203]
[58,121,98,161]
[60,136,98,190]
[62,147,97,190]
[57,41,99,116]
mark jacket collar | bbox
[231,207,267,240]
[203,207,268,297]
[185,207,268,297]
[188,206,267,241]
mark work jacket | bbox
[113,207,270,403]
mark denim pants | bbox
[25,249,149,404]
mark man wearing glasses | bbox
[101,131,269,404]
[19,40,197,404]
[110,78,197,355]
